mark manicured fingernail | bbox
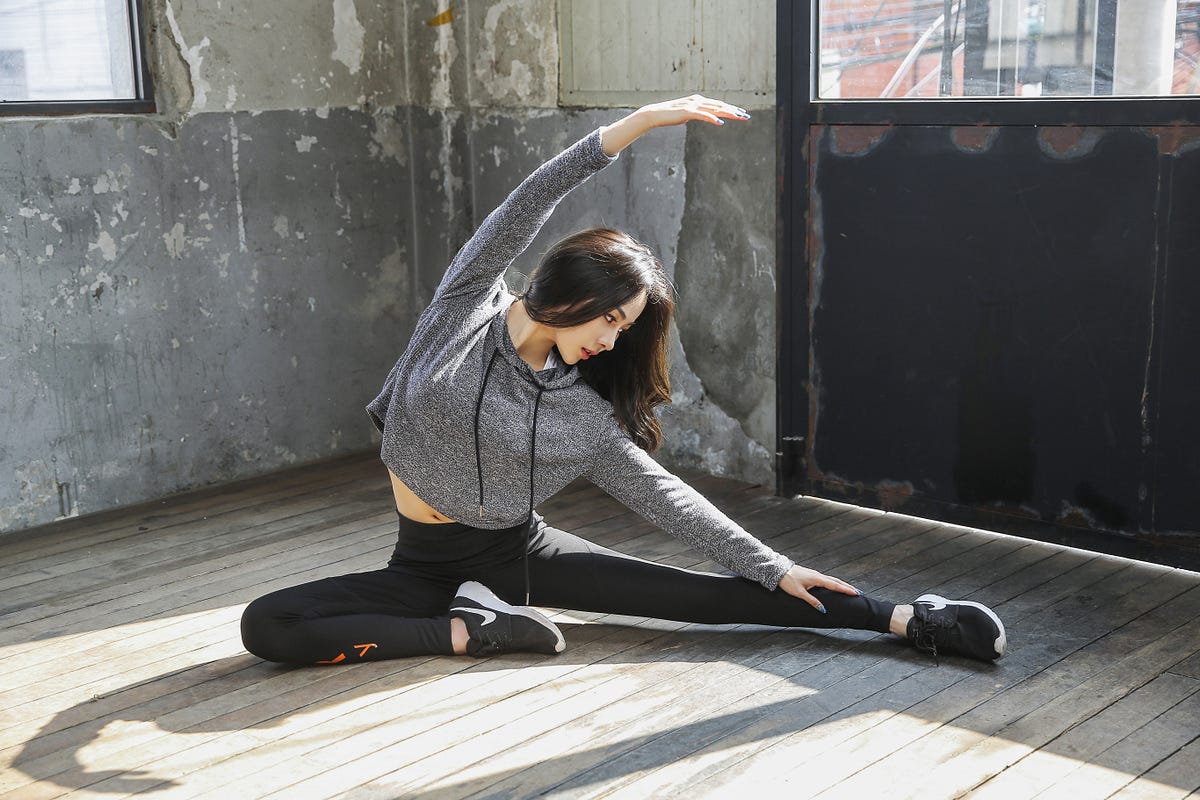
[718,119,725,125]
[856,589,864,596]
[817,603,827,614]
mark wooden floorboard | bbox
[2,452,1198,799]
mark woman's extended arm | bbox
[584,425,793,590]
[585,424,859,609]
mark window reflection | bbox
[819,0,1200,98]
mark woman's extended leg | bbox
[240,570,457,665]
[476,522,1005,661]
[482,524,895,633]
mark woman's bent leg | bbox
[240,570,457,665]
[485,526,894,633]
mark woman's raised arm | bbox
[431,130,618,305]
[432,95,751,307]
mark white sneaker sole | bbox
[916,593,1007,660]
[454,581,566,654]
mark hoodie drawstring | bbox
[472,345,543,606]
[474,349,498,519]
[525,388,544,605]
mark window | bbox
[819,0,1200,99]
[0,0,153,114]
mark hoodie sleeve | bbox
[584,424,795,590]
[433,127,620,305]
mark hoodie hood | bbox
[490,295,582,392]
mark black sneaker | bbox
[449,581,566,657]
[907,594,1007,663]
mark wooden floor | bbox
[2,453,1199,800]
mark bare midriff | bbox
[387,469,457,524]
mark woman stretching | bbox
[240,95,1006,666]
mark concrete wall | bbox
[0,0,412,532]
[0,0,778,534]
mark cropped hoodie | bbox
[366,127,794,592]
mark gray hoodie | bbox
[367,127,793,590]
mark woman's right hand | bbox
[599,94,750,157]
[778,563,861,613]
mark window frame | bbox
[809,0,1200,126]
[0,0,156,117]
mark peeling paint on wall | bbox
[89,231,118,262]
[332,0,366,75]
[0,462,62,530]
[164,0,211,111]
[368,111,407,165]
[428,6,459,108]
[358,244,411,321]
[163,222,188,258]
[228,117,248,253]
[150,0,401,117]
[474,0,555,106]
[476,23,533,99]
[436,110,465,227]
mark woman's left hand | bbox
[636,94,751,129]
[778,564,860,613]
[599,94,750,156]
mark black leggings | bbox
[240,511,896,665]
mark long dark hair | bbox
[519,228,675,452]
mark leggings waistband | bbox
[387,509,542,571]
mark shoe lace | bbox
[472,625,511,656]
[912,615,953,666]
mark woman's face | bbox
[556,291,649,365]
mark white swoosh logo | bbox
[451,606,497,626]
[923,598,949,611]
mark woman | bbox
[241,95,1006,666]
